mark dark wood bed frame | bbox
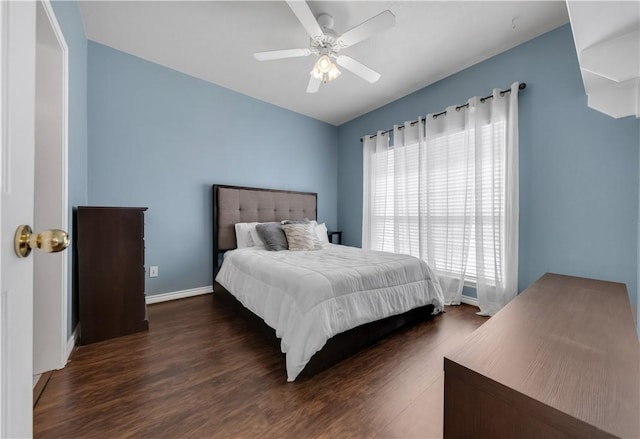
[212,184,435,379]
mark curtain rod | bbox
[360,82,526,142]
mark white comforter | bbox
[215,244,444,381]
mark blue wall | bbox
[337,25,640,312]
[51,0,87,337]
[87,42,338,295]
[57,16,640,333]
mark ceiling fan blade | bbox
[336,10,395,48]
[286,0,323,39]
[336,55,381,83]
[254,48,311,61]
[306,76,321,93]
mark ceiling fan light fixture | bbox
[316,55,332,73]
[311,55,341,84]
[328,63,341,81]
[255,2,395,92]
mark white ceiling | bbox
[79,1,569,125]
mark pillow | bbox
[282,223,322,251]
[281,218,310,225]
[234,222,261,248]
[315,222,330,245]
[279,220,329,245]
[249,226,265,248]
[256,223,289,251]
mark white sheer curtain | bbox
[362,130,389,251]
[362,82,520,315]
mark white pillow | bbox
[298,220,330,245]
[234,222,260,248]
[249,226,265,248]
[315,222,330,244]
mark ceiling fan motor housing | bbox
[311,14,340,56]
[316,13,335,32]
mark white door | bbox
[1,1,37,437]
[33,0,69,376]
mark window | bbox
[362,85,520,313]
[369,121,506,284]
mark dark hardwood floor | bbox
[34,294,487,438]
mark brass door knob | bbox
[14,225,70,258]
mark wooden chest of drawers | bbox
[75,207,148,345]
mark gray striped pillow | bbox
[282,223,322,251]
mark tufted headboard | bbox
[212,184,317,274]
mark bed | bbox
[212,184,444,381]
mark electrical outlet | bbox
[149,266,158,278]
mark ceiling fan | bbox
[254,1,395,93]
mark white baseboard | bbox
[145,285,479,310]
[146,285,213,305]
[65,326,77,362]
[461,295,479,307]
[60,287,212,363]
[144,286,478,307]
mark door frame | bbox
[33,0,70,374]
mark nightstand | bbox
[327,231,343,245]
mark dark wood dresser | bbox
[444,273,639,438]
[76,207,149,345]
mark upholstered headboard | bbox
[212,184,317,274]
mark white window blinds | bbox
[362,83,520,315]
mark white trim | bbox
[0,289,6,437]
[460,294,479,307]
[44,0,70,373]
[0,0,6,428]
[64,327,76,364]
[146,285,477,309]
[146,286,213,305]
